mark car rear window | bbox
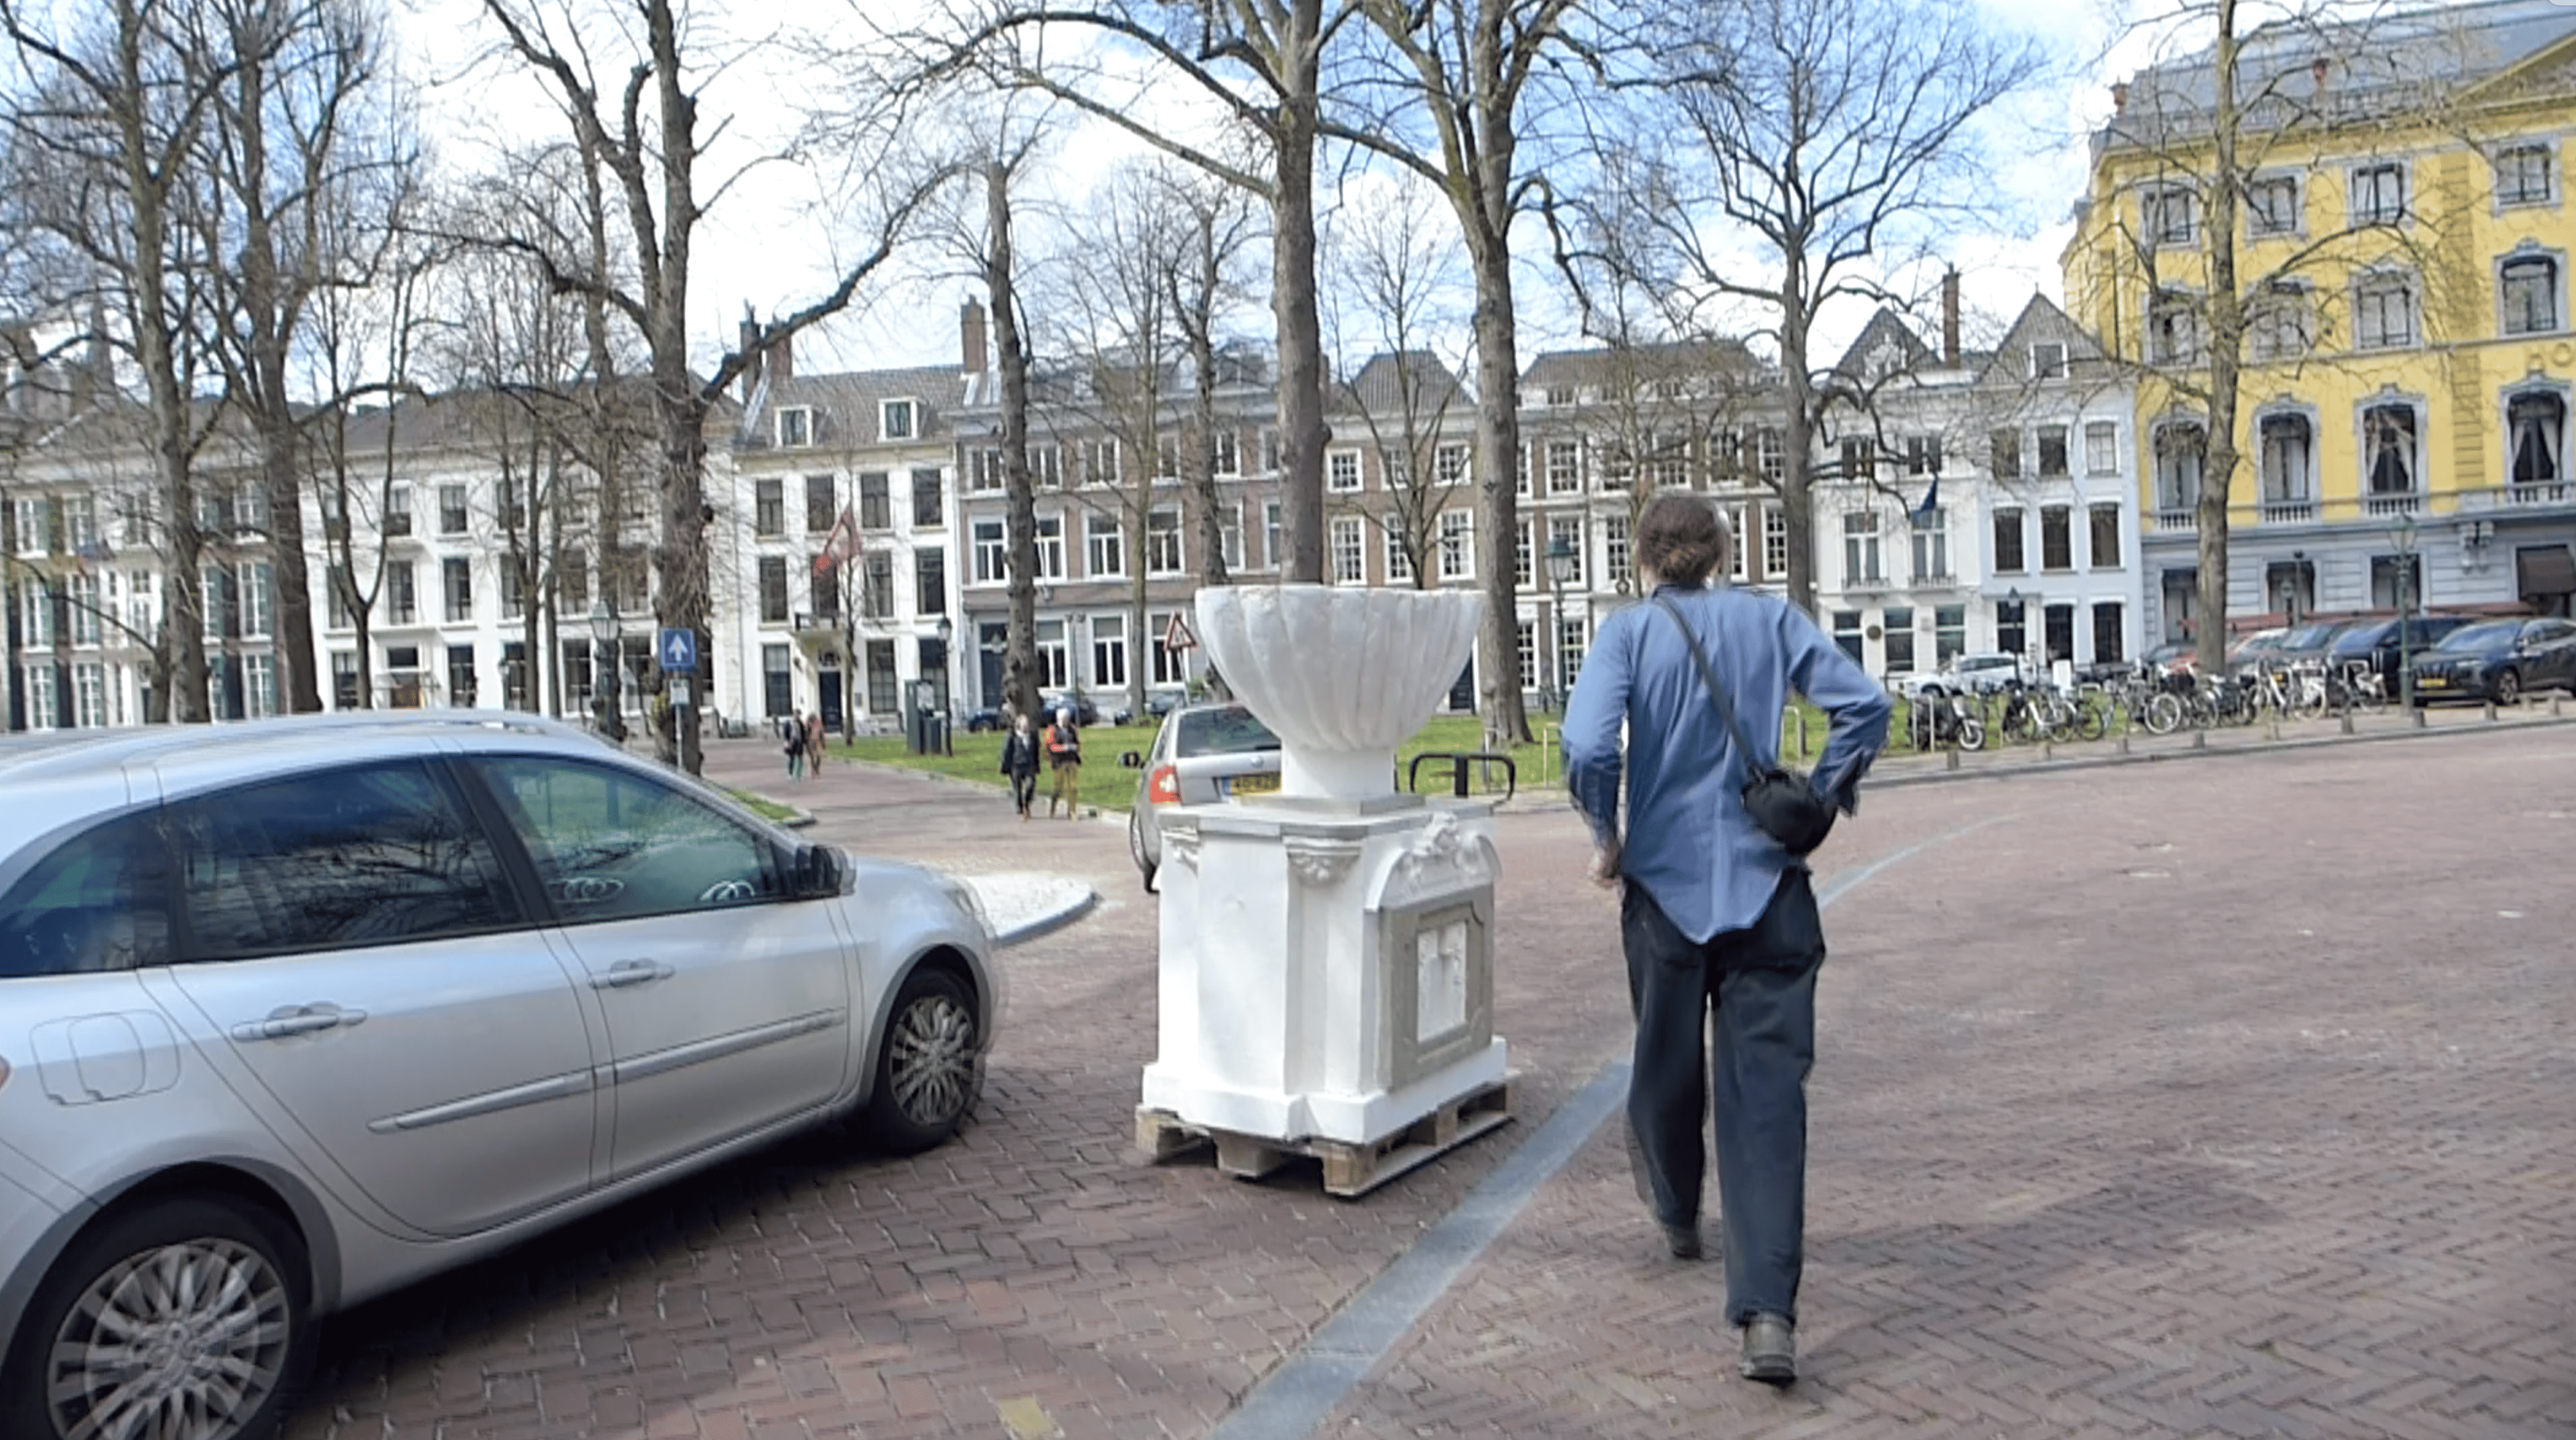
[1175,709,1281,758]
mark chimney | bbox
[767,323,793,385]
[2111,81,2128,113]
[736,307,763,403]
[1941,270,1962,367]
[961,297,989,374]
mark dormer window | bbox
[1544,385,1574,407]
[2030,342,2067,380]
[880,398,916,441]
[777,406,813,448]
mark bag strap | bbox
[1650,593,1761,762]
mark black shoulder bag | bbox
[1650,594,1836,857]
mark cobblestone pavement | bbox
[276,730,2576,1439]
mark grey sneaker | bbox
[1738,1314,1795,1385]
[1660,1221,1703,1260]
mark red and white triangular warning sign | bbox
[1163,612,1198,653]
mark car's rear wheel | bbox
[863,967,981,1155]
[2495,668,2521,705]
[3,1197,308,1440]
[1129,811,1158,893]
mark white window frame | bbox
[776,406,814,448]
[1262,500,1283,572]
[1910,510,1950,582]
[2498,248,2564,337]
[1435,442,1469,487]
[1602,512,1631,590]
[1547,514,1585,586]
[1033,514,1066,580]
[1212,428,1240,477]
[1031,442,1063,489]
[1220,502,1245,572]
[1329,515,1367,585]
[2029,342,2067,380]
[1761,506,1788,580]
[1082,438,1120,487]
[2257,409,2318,504]
[1084,512,1124,578]
[2248,280,2316,362]
[2493,141,2554,210]
[2084,421,2120,477]
[2141,183,2198,247]
[971,519,1007,585]
[2505,384,2569,488]
[1090,613,1127,689]
[1438,510,1475,582]
[2360,400,2423,498]
[1326,448,1364,493]
[1842,510,1882,584]
[969,448,1003,493]
[2148,290,2202,366]
[2349,160,2407,228]
[1146,507,1185,576]
[879,398,916,442]
[2353,268,2419,351]
[1384,516,1414,584]
[2246,173,2302,237]
[1545,439,1583,495]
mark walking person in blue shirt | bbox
[1562,495,1891,1385]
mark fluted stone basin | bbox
[1195,584,1486,800]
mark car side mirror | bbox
[791,843,847,899]
[1120,750,1144,769]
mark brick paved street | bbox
[278,727,2576,1439]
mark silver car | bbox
[0,712,997,1440]
[1124,702,1283,891]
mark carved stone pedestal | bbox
[1137,798,1509,1192]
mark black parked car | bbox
[1038,691,1101,727]
[2407,617,2576,705]
[2327,615,2475,691]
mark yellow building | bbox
[2064,0,2576,640]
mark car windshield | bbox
[2331,622,2395,652]
[1958,657,2013,673]
[2436,621,2522,651]
[1175,708,1281,758]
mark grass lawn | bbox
[725,788,803,824]
[821,700,1856,813]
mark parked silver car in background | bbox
[1125,702,1284,890]
[0,713,997,1440]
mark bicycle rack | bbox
[1408,750,1517,802]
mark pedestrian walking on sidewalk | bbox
[805,713,828,777]
[781,714,805,779]
[1562,495,1890,1387]
[1044,707,1083,818]
[1001,712,1041,820]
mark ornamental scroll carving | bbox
[1283,837,1363,888]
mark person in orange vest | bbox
[1043,707,1083,818]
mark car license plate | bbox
[1230,773,1280,797]
[2417,676,2447,689]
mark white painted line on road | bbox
[1209,814,2012,1440]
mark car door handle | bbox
[231,1005,368,1042]
[590,960,673,990]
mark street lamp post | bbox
[588,596,623,743]
[2390,512,2420,725]
[1544,535,1576,713]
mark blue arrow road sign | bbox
[657,627,697,673]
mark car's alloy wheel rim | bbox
[46,1236,291,1440]
[889,992,977,1127]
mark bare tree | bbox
[912,0,1364,586]
[1329,0,1590,741]
[1161,167,1264,591]
[187,0,405,715]
[1323,179,1473,591]
[1573,0,2045,617]
[1,0,237,721]
[469,0,948,773]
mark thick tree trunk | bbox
[1271,0,1328,585]
[1471,238,1529,743]
[1188,247,1230,590]
[991,161,1042,724]
[1778,268,1819,619]
[2194,0,2244,674]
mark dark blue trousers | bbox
[1622,870,1824,1327]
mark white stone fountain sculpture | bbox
[1136,584,1513,1196]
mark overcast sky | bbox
[388,0,2443,385]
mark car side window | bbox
[0,812,171,978]
[471,756,781,924]
[166,761,518,962]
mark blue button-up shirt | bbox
[1564,583,1892,943]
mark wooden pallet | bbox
[1136,1076,1515,1199]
